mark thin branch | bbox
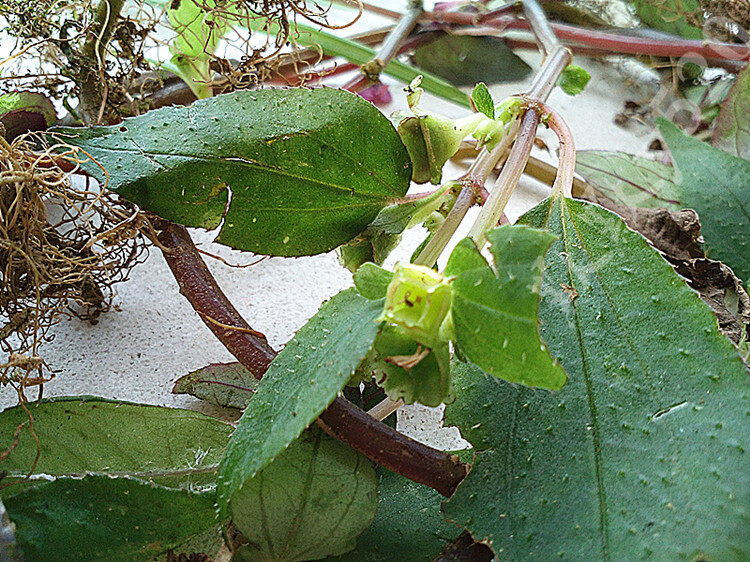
[342,1,424,93]
[154,217,468,497]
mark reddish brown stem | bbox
[154,218,468,497]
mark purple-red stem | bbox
[154,218,468,497]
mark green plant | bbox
[1,0,749,560]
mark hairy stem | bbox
[154,218,468,497]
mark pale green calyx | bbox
[378,263,453,348]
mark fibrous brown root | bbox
[0,133,150,400]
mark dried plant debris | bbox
[0,134,150,398]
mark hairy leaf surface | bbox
[448,226,567,390]
[443,196,750,559]
[4,475,217,561]
[575,150,681,210]
[231,428,377,561]
[56,88,411,256]
[217,289,383,512]
[0,396,231,487]
[659,119,750,281]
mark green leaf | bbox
[444,195,750,559]
[575,150,681,209]
[471,83,494,120]
[339,187,453,271]
[55,88,411,257]
[713,64,750,160]
[411,35,532,87]
[168,0,230,98]
[230,427,377,561]
[557,64,591,96]
[329,466,464,561]
[658,118,750,280]
[443,237,491,277]
[629,0,703,38]
[353,262,394,299]
[4,475,217,561]
[449,226,567,390]
[0,396,231,487]
[372,326,453,407]
[288,23,470,108]
[172,361,259,409]
[217,289,383,513]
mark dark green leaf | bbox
[557,64,591,96]
[658,118,750,280]
[230,428,377,561]
[629,0,703,38]
[172,361,259,409]
[443,237,491,277]
[217,289,383,513]
[329,465,464,561]
[713,64,750,160]
[449,226,567,390]
[55,88,411,256]
[471,83,494,119]
[443,195,750,559]
[411,35,531,86]
[0,396,231,487]
[353,262,393,299]
[4,475,217,561]
[575,150,681,209]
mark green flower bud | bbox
[378,263,453,348]
[394,112,485,185]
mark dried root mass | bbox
[0,134,149,399]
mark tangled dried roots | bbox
[0,134,150,398]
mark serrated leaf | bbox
[4,475,217,561]
[0,396,231,487]
[442,195,750,559]
[575,150,681,209]
[411,35,531,87]
[629,0,703,38]
[217,289,383,513]
[172,361,259,409]
[231,427,377,561]
[449,226,567,390]
[557,64,591,96]
[658,118,750,280]
[353,262,393,299]
[55,88,411,256]
[713,64,750,160]
[471,83,494,119]
[328,465,464,561]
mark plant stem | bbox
[154,218,468,497]
[342,1,423,93]
[79,0,125,124]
